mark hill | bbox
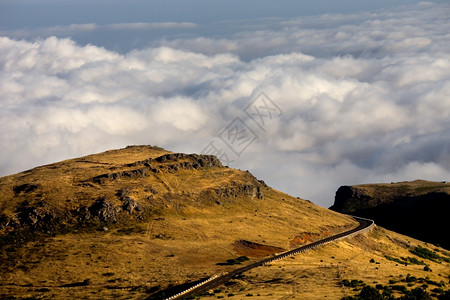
[0,145,360,299]
[1,148,449,299]
[330,180,450,250]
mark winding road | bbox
[166,215,374,299]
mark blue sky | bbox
[1,0,429,25]
[0,0,436,52]
[1,0,449,206]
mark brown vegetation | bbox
[0,145,356,299]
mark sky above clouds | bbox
[1,0,450,207]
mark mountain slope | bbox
[197,226,450,299]
[330,180,450,249]
[0,145,357,299]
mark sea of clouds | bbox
[1,2,449,206]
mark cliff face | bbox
[331,186,377,213]
[330,180,450,249]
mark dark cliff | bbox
[330,180,450,249]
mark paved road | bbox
[169,215,374,299]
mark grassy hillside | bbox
[0,146,357,299]
[197,226,450,299]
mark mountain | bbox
[1,147,449,299]
[330,180,450,249]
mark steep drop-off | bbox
[330,180,450,249]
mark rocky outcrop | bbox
[196,180,265,207]
[14,201,59,229]
[117,189,143,214]
[88,198,120,222]
[128,153,222,168]
[3,193,146,235]
[91,168,154,184]
[331,181,450,249]
[215,182,264,200]
[154,153,222,168]
[13,184,39,194]
[0,147,268,249]
[122,198,142,214]
[84,193,144,222]
[330,186,376,213]
[88,153,223,184]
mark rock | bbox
[88,198,118,222]
[154,153,186,163]
[91,173,120,184]
[154,153,223,168]
[60,279,90,287]
[90,168,151,184]
[15,201,58,228]
[330,182,450,249]
[192,154,222,168]
[116,188,132,198]
[330,186,375,213]
[87,153,223,185]
[144,186,158,194]
[13,183,39,194]
[122,168,149,178]
[215,180,264,200]
[122,197,143,214]
[0,213,9,228]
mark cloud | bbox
[1,2,450,206]
[151,97,208,131]
[157,2,450,61]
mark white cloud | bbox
[151,97,207,131]
[1,2,450,207]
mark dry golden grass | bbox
[2,147,447,299]
[198,227,450,299]
[352,179,450,199]
[0,146,358,299]
[1,189,356,298]
[0,145,172,218]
